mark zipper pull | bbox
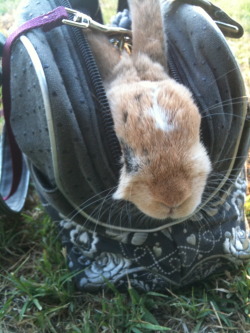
[63,8,131,36]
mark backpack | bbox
[1,0,250,291]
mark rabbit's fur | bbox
[85,0,212,220]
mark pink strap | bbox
[2,6,68,200]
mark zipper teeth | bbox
[54,0,121,172]
[73,31,121,164]
[168,56,182,83]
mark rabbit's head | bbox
[110,79,211,220]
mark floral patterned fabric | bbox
[58,174,249,291]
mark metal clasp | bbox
[63,8,131,36]
[62,8,91,28]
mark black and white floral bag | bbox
[1,0,250,291]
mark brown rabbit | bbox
[85,0,212,220]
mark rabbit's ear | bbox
[85,31,121,82]
[128,0,168,71]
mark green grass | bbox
[100,0,117,23]
[1,0,250,332]
[1,206,250,332]
[0,0,20,16]
[1,210,250,332]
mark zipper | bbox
[54,0,121,176]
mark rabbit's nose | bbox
[158,202,178,215]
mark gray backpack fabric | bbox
[5,0,250,291]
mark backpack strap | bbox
[0,7,68,214]
[177,0,244,38]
